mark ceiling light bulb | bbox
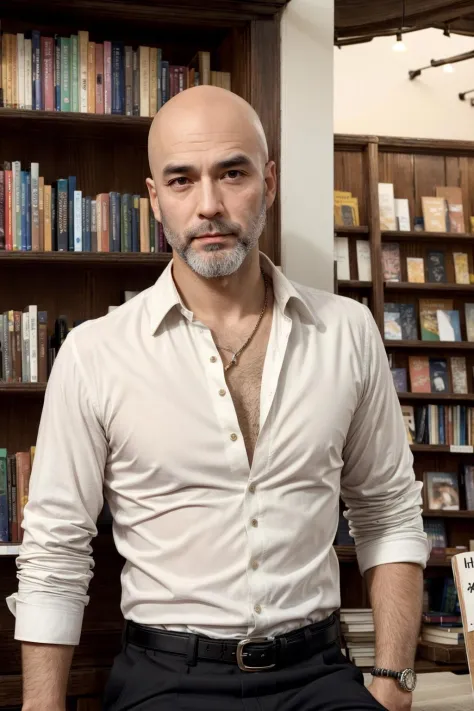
[443,63,454,73]
[393,33,407,52]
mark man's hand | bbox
[368,678,412,711]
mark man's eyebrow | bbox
[162,154,253,178]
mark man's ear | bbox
[146,177,162,222]
[264,161,277,210]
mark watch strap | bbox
[371,666,401,680]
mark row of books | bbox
[340,609,374,668]
[391,355,472,396]
[379,183,470,234]
[384,300,474,343]
[402,404,474,447]
[0,447,33,543]
[0,163,171,253]
[0,309,74,383]
[383,243,473,285]
[334,237,371,282]
[424,518,471,553]
[0,29,229,116]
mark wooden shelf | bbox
[334,226,370,236]
[385,281,474,293]
[411,445,474,454]
[382,230,474,242]
[0,251,172,266]
[385,340,474,351]
[398,392,474,402]
[0,107,153,130]
[423,510,474,519]
[338,280,373,289]
[0,383,47,393]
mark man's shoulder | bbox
[289,278,370,328]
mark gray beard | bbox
[160,198,267,279]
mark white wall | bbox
[334,29,474,140]
[280,0,334,292]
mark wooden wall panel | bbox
[413,155,447,220]
[334,150,367,225]
[378,152,415,228]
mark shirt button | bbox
[254,604,262,614]
[230,433,238,442]
[249,483,256,494]
[251,560,259,570]
[219,389,226,397]
[251,518,258,528]
[210,356,217,363]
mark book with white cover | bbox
[356,240,372,281]
[335,237,350,281]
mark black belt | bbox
[125,614,339,672]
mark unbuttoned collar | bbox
[147,252,311,336]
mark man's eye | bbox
[169,177,189,186]
[225,170,243,180]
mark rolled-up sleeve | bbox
[5,330,107,645]
[341,306,431,576]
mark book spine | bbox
[44,185,52,251]
[60,38,70,111]
[17,33,25,110]
[20,172,27,251]
[13,161,21,250]
[32,30,41,110]
[139,198,150,252]
[104,41,112,114]
[161,60,169,105]
[87,41,95,113]
[0,33,3,108]
[2,35,8,108]
[139,46,150,117]
[0,171,4,249]
[9,456,18,542]
[68,176,76,251]
[39,176,44,251]
[132,50,139,116]
[149,48,158,116]
[51,187,56,249]
[38,311,48,383]
[157,48,162,109]
[71,35,79,112]
[149,209,155,253]
[25,171,31,251]
[6,454,12,541]
[74,190,82,251]
[111,43,121,114]
[28,305,38,384]
[31,162,40,251]
[91,198,97,251]
[13,311,22,382]
[109,192,120,252]
[24,38,32,110]
[3,311,10,382]
[78,30,88,113]
[5,169,12,250]
[84,196,92,251]
[131,195,139,252]
[56,179,68,251]
[54,35,61,111]
[0,451,8,542]
[95,43,104,114]
[125,46,133,116]
[21,311,29,382]
[42,37,54,111]
[8,34,15,109]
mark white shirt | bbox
[6,254,430,645]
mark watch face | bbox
[401,668,417,692]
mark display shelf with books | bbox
[0,1,284,708]
[334,133,474,676]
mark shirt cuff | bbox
[356,536,432,576]
[6,593,84,645]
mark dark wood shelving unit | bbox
[335,133,474,678]
[334,226,370,236]
[0,1,286,708]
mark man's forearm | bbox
[21,642,75,711]
[365,562,423,669]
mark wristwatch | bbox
[371,666,417,692]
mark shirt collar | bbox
[147,252,313,336]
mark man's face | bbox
[148,106,276,278]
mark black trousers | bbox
[103,639,389,711]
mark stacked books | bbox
[0,29,229,116]
[0,162,170,253]
[340,608,375,668]
[400,403,474,447]
[0,446,34,543]
[378,183,467,233]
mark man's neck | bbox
[172,249,265,328]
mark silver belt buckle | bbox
[236,636,276,672]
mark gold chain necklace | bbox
[215,271,269,372]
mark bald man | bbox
[9,86,428,711]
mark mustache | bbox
[184,219,242,241]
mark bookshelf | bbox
[0,0,285,708]
[335,132,474,674]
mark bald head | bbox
[148,85,269,175]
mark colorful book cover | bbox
[422,197,448,232]
[384,303,401,340]
[437,310,461,342]
[425,472,460,511]
[401,405,416,443]
[453,252,470,285]
[407,257,425,283]
[419,299,454,341]
[400,303,418,340]
[429,358,449,393]
[450,357,468,395]
[409,356,430,393]
[382,243,401,282]
[465,303,474,342]
[436,186,465,233]
[391,368,407,393]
